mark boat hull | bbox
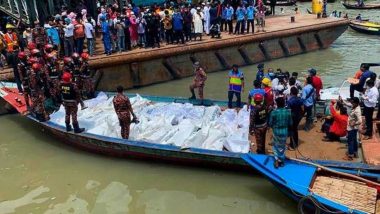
[350,23,380,35]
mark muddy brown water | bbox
[1,3,380,213]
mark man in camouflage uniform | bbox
[249,93,268,154]
[80,52,95,99]
[189,61,207,101]
[32,21,47,51]
[17,51,31,109]
[60,72,85,133]
[45,53,61,107]
[29,63,49,121]
[113,86,137,139]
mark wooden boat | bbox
[1,83,380,176]
[242,154,380,214]
[349,20,380,35]
[265,0,297,6]
[342,2,380,9]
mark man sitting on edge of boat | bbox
[268,97,292,168]
[349,64,373,98]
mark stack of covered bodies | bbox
[50,92,251,153]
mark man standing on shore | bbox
[228,64,244,108]
[189,61,207,101]
[113,86,138,139]
[362,80,379,140]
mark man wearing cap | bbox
[262,77,274,109]
[247,80,266,111]
[249,93,268,154]
[4,23,22,93]
[255,63,265,82]
[30,63,49,122]
[203,2,211,35]
[60,72,85,133]
[228,64,245,108]
[189,61,207,101]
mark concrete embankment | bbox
[89,15,349,91]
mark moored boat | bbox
[242,154,380,213]
[1,83,380,176]
[349,20,380,35]
[342,2,380,9]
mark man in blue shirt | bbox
[101,15,112,55]
[247,80,266,111]
[225,4,234,34]
[234,4,246,34]
[228,64,245,108]
[287,87,304,148]
[349,64,373,98]
[256,63,265,82]
[172,11,185,44]
[246,3,256,34]
[302,76,315,131]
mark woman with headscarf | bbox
[129,12,138,48]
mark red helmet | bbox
[81,52,89,60]
[63,57,73,65]
[18,51,27,60]
[72,52,80,60]
[44,44,54,53]
[253,94,264,103]
[31,63,42,72]
[27,42,36,50]
[62,72,72,83]
[28,57,39,65]
[31,49,41,56]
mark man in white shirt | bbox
[84,17,95,56]
[362,80,379,140]
[63,18,74,57]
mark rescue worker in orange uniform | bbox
[113,85,138,139]
[228,64,244,108]
[60,72,85,133]
[4,23,23,92]
[80,52,95,98]
[189,61,207,101]
[29,63,49,121]
[17,51,31,108]
[262,77,274,110]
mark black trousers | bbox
[174,29,184,44]
[234,20,244,34]
[228,91,241,108]
[290,114,302,148]
[349,84,363,98]
[227,20,233,33]
[124,29,131,50]
[247,19,254,33]
[271,5,275,15]
[165,29,173,44]
[364,106,375,136]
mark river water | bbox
[1,3,380,214]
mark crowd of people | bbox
[189,61,380,167]
[15,43,95,133]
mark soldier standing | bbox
[32,21,47,51]
[80,52,95,99]
[189,61,207,101]
[45,53,61,107]
[17,52,31,109]
[29,63,49,121]
[113,86,138,139]
[60,72,85,133]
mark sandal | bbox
[274,160,280,169]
